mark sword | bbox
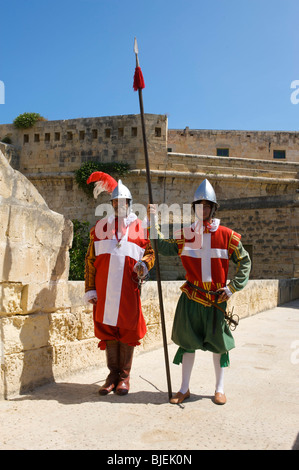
[186,281,239,330]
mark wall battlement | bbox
[0,114,168,173]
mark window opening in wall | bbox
[155,127,161,137]
[24,134,29,143]
[105,128,111,138]
[216,148,229,157]
[118,127,124,137]
[45,133,50,142]
[67,131,73,141]
[55,132,60,141]
[79,130,85,140]
[273,150,286,159]
[92,129,98,139]
[131,127,137,137]
[34,134,40,142]
[65,179,73,191]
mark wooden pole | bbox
[134,39,172,400]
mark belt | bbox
[186,281,220,298]
[186,281,239,331]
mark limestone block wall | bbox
[1,277,299,399]
[0,151,72,398]
[0,114,168,173]
[168,128,299,162]
[1,117,299,400]
[126,157,299,280]
[0,146,298,397]
[3,153,298,281]
[220,204,299,280]
[1,114,299,280]
[0,282,100,399]
[9,157,298,280]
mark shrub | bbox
[0,136,12,144]
[69,219,90,281]
[13,112,46,129]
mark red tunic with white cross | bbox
[92,215,151,346]
[177,223,241,306]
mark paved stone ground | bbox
[0,300,298,451]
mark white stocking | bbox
[213,353,224,394]
[179,352,195,394]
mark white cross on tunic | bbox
[94,232,145,326]
[181,232,228,283]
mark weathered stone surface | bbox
[0,152,73,289]
[0,283,23,315]
[0,150,73,398]
[1,125,299,399]
[1,314,50,354]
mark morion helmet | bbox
[193,179,219,207]
[110,179,132,202]
[110,179,133,212]
[193,179,219,219]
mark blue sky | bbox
[0,0,299,131]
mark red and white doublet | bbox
[85,213,155,349]
[174,219,242,305]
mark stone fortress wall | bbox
[1,113,298,280]
[1,114,299,398]
[168,127,299,161]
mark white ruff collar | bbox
[207,218,220,232]
[191,218,220,233]
[107,212,137,227]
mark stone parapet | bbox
[1,278,298,399]
[163,152,299,179]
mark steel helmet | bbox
[193,179,219,207]
[110,179,133,212]
[110,179,132,201]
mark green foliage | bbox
[69,219,90,281]
[13,112,46,129]
[0,136,12,144]
[75,161,130,198]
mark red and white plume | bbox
[86,171,118,199]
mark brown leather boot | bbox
[115,342,134,396]
[99,340,120,395]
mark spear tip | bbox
[134,37,139,55]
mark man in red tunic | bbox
[85,175,155,396]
